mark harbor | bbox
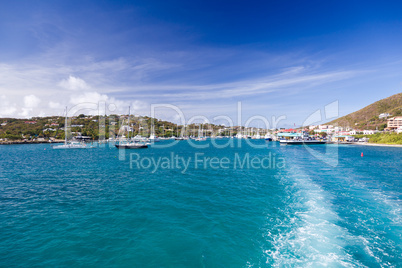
[1,1,402,267]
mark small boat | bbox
[53,107,94,149]
[251,129,262,139]
[115,106,149,149]
[115,141,148,149]
[53,141,92,149]
[280,139,327,145]
[149,134,160,142]
[264,133,273,141]
[279,134,327,145]
[195,124,207,141]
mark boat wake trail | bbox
[263,165,360,267]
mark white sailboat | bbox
[115,107,148,149]
[53,107,91,149]
[195,124,206,141]
[149,125,160,142]
[149,133,160,142]
[252,129,262,139]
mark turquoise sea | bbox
[0,140,401,267]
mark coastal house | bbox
[121,125,133,132]
[75,136,92,141]
[363,130,379,135]
[314,128,335,134]
[318,125,333,130]
[43,128,56,132]
[25,121,37,124]
[332,135,354,142]
[387,116,402,130]
[337,131,351,136]
[282,128,297,133]
[379,113,391,119]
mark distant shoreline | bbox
[0,140,64,145]
[350,142,402,148]
[1,140,402,148]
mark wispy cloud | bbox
[0,50,365,119]
[115,69,363,101]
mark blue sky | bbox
[1,0,402,127]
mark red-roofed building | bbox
[282,128,296,133]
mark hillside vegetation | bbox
[0,115,180,141]
[327,92,402,130]
[354,133,402,145]
[0,114,233,141]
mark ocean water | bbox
[0,140,401,267]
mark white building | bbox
[363,130,379,135]
[318,125,333,130]
[314,128,335,134]
[379,113,391,119]
[43,128,56,132]
[387,116,402,130]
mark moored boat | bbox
[115,106,149,149]
[53,107,94,149]
[264,133,273,141]
[280,139,327,145]
[115,142,148,149]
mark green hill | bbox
[327,92,402,130]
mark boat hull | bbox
[53,143,92,149]
[281,141,327,145]
[115,144,148,149]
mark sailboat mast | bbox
[64,106,67,145]
[128,106,131,139]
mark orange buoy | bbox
[361,152,363,157]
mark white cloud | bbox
[0,95,17,117]
[48,101,61,109]
[59,75,90,91]
[67,91,149,116]
[24,94,41,108]
[0,45,383,122]
[69,91,108,105]
[19,108,32,118]
[130,100,148,115]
